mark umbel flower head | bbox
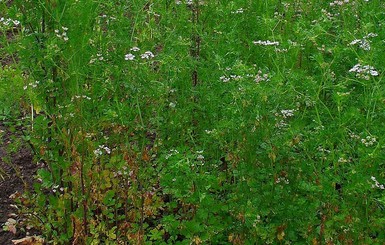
[349,64,379,80]
[253,40,279,46]
[141,51,155,59]
[125,53,135,61]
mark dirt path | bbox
[0,123,38,244]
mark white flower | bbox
[349,39,360,45]
[253,40,280,46]
[130,46,140,52]
[349,33,377,51]
[371,176,385,190]
[349,64,379,80]
[364,33,377,38]
[0,18,20,27]
[94,148,103,156]
[54,28,69,41]
[255,70,269,83]
[125,53,135,60]
[141,51,155,59]
[94,145,111,156]
[219,74,244,83]
[230,74,243,80]
[219,76,230,82]
[371,176,376,181]
[231,8,244,14]
[361,135,377,147]
[281,109,295,118]
[103,146,111,154]
[330,0,350,6]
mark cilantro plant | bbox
[1,0,385,243]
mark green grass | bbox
[2,0,385,243]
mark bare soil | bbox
[0,123,38,244]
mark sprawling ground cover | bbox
[2,0,385,244]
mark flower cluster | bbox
[330,0,350,6]
[219,67,269,84]
[165,149,179,159]
[253,40,279,46]
[52,184,64,193]
[280,109,295,118]
[197,154,204,161]
[348,132,360,140]
[371,176,384,190]
[317,146,331,154]
[141,51,155,59]
[349,33,377,51]
[361,135,376,147]
[275,109,295,129]
[196,150,204,161]
[255,70,269,83]
[130,46,140,52]
[99,14,116,25]
[231,8,244,14]
[338,157,350,163]
[94,145,111,156]
[71,95,91,102]
[23,81,40,90]
[124,53,135,61]
[169,102,176,108]
[125,47,155,61]
[275,177,289,184]
[205,129,217,134]
[89,53,105,63]
[349,64,379,80]
[349,39,369,50]
[321,9,336,20]
[0,17,20,27]
[348,132,377,147]
[219,74,242,83]
[175,0,204,5]
[55,27,69,41]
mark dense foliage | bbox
[2,0,385,243]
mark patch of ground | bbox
[0,123,38,244]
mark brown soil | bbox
[0,123,38,244]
